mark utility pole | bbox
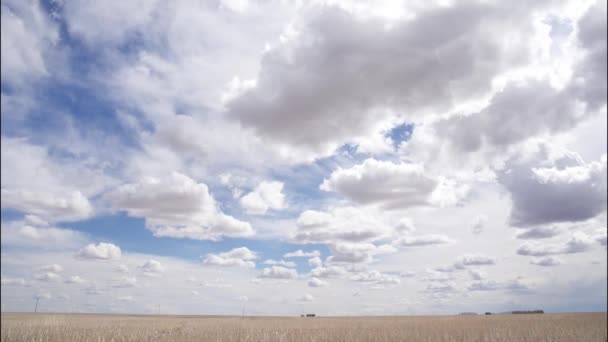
[34,297,40,313]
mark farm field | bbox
[1,312,606,342]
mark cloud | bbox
[393,234,451,247]
[139,259,165,275]
[310,266,347,279]
[65,275,86,284]
[308,257,323,268]
[77,242,122,260]
[307,277,328,288]
[228,1,538,156]
[36,264,63,273]
[117,296,135,302]
[107,172,253,240]
[114,276,137,288]
[263,259,296,267]
[468,269,486,280]
[326,242,396,264]
[468,278,532,292]
[349,270,400,286]
[34,272,61,282]
[499,145,606,227]
[516,226,562,239]
[293,207,395,245]
[299,294,314,302]
[240,181,286,215]
[321,159,437,208]
[1,277,28,286]
[284,250,320,258]
[517,232,596,256]
[455,254,496,267]
[470,215,487,234]
[259,266,297,279]
[1,188,93,222]
[203,247,257,268]
[530,257,563,267]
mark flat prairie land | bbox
[1,312,606,342]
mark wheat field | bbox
[1,312,606,341]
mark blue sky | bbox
[1,0,607,315]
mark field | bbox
[1,312,606,341]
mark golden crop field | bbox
[1,312,606,342]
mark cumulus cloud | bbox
[293,207,396,245]
[517,232,596,256]
[34,272,61,282]
[0,220,87,249]
[310,266,347,279]
[203,247,257,268]
[516,226,563,239]
[240,181,286,215]
[454,254,496,268]
[77,242,122,260]
[499,145,606,227]
[228,1,540,156]
[530,257,563,267]
[139,259,165,275]
[326,242,396,264]
[284,250,320,258]
[308,256,323,268]
[259,266,298,279]
[307,277,328,288]
[114,276,137,288]
[1,189,93,222]
[65,275,86,284]
[107,172,253,240]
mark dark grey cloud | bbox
[499,148,606,227]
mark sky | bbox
[0,0,606,316]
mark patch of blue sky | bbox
[386,122,414,149]
[61,212,327,273]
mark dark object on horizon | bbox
[512,310,544,314]
[485,312,492,315]
[459,312,477,315]
[306,314,316,317]
[300,315,304,317]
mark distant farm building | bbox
[306,314,316,317]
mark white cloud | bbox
[517,232,596,256]
[516,226,563,240]
[310,266,347,279]
[1,277,28,286]
[308,257,323,268]
[299,294,314,302]
[107,172,253,240]
[65,275,86,284]
[139,259,165,275]
[34,272,61,282]
[259,266,298,279]
[1,188,93,222]
[284,250,320,258]
[114,276,137,288]
[263,259,296,268]
[349,270,400,286]
[320,159,438,209]
[240,181,286,215]
[393,234,451,247]
[203,247,257,268]
[77,243,122,260]
[36,264,63,273]
[307,277,328,288]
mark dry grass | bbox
[1,312,606,341]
